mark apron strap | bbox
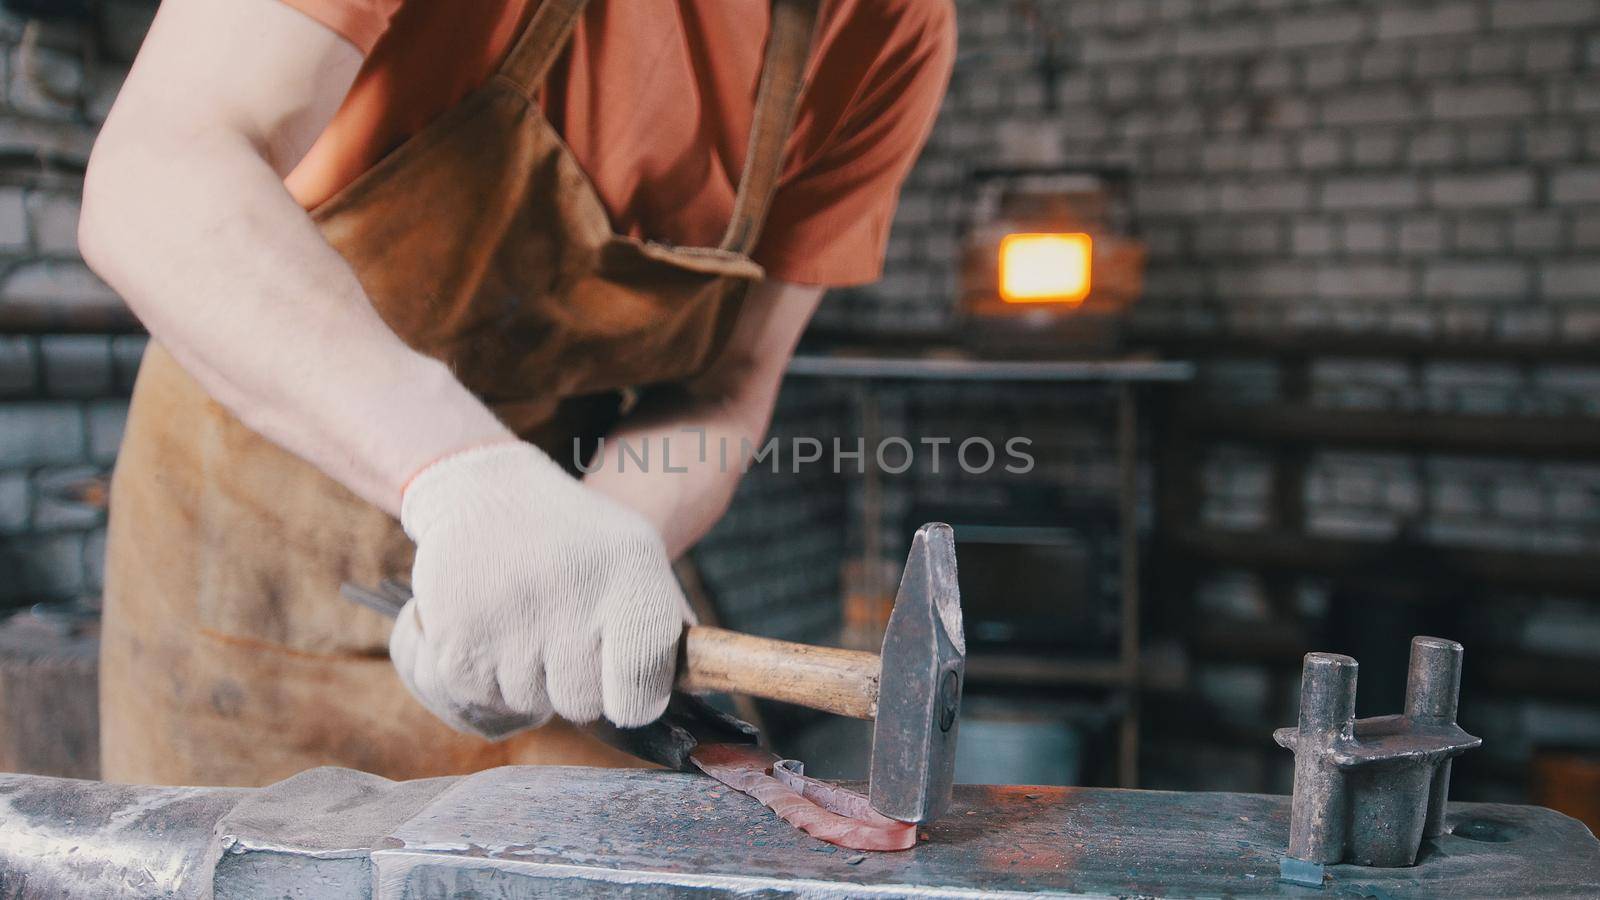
[718,0,821,255]
[499,0,819,257]
[499,0,591,96]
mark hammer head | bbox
[868,522,965,824]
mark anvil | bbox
[1,765,1597,898]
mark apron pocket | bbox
[193,396,407,657]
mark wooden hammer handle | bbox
[679,626,881,720]
[340,584,881,720]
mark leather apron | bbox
[100,0,818,787]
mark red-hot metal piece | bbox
[689,744,918,852]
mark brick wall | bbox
[0,8,144,608]
[838,0,1599,337]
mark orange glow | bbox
[999,233,1092,304]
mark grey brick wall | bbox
[0,10,144,607]
[828,0,1600,338]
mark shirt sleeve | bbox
[753,0,956,287]
[277,0,403,55]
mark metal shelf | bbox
[787,353,1194,383]
[790,356,1193,788]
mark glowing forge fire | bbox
[997,233,1092,305]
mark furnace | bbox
[959,167,1146,356]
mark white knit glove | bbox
[389,442,692,739]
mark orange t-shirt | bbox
[280,0,955,286]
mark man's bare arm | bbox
[583,281,824,559]
[79,0,511,514]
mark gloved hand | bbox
[389,442,692,739]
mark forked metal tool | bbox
[1274,636,1482,886]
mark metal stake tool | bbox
[1274,635,1481,886]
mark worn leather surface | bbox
[100,0,817,786]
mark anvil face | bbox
[869,522,965,824]
[2,766,1592,898]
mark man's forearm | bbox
[583,281,824,559]
[81,124,510,514]
[583,390,766,559]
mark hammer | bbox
[344,522,965,827]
